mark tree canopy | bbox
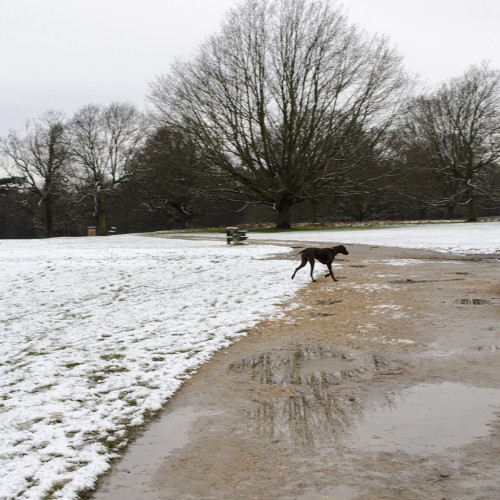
[397,62,500,221]
[69,103,149,234]
[149,0,410,227]
[0,111,69,236]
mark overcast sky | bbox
[1,0,499,136]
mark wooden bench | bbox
[226,227,248,244]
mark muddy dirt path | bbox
[93,242,500,500]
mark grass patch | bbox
[42,478,73,499]
[103,366,129,374]
[151,222,403,236]
[64,362,81,369]
[246,223,391,233]
[31,384,54,394]
[100,353,125,361]
[89,374,106,385]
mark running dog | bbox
[291,245,349,282]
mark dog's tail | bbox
[296,249,305,256]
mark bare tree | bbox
[69,103,149,235]
[0,111,69,237]
[149,0,410,227]
[398,63,500,221]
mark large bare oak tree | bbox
[149,0,410,227]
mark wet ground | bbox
[92,242,500,500]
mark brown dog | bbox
[291,245,349,282]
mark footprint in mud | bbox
[315,299,342,305]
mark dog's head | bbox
[333,244,349,256]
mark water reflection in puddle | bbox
[233,349,500,453]
[456,298,493,305]
[351,382,500,454]
[299,356,363,377]
[94,406,207,500]
[250,384,363,446]
[230,347,381,446]
[230,346,378,386]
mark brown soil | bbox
[93,242,500,500]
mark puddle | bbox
[299,356,363,377]
[456,298,492,305]
[389,278,464,284]
[230,347,378,386]
[233,350,500,452]
[351,382,500,454]
[231,348,384,446]
[249,386,364,446]
[94,406,207,500]
[473,345,500,352]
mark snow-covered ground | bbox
[249,220,500,255]
[0,222,498,499]
[0,236,303,499]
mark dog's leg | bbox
[325,262,337,281]
[309,258,317,282]
[291,255,308,280]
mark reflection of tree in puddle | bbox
[251,383,364,447]
[230,347,384,446]
[457,298,492,305]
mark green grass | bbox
[64,362,81,369]
[151,222,406,235]
[244,224,383,233]
[100,353,125,361]
[151,218,486,237]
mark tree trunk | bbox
[276,203,292,229]
[44,196,54,238]
[310,199,318,224]
[97,191,107,235]
[444,204,455,220]
[180,213,190,229]
[176,203,190,228]
[466,194,478,222]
